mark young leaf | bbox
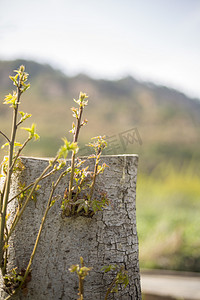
[18,111,32,123]
[9,74,19,86]
[3,92,18,108]
[69,264,79,273]
[1,142,9,149]
[77,202,85,214]
[57,138,78,159]
[14,142,23,147]
[21,123,40,140]
[101,265,117,273]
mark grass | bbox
[136,161,200,272]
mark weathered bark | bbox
[0,155,141,299]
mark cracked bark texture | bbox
[0,154,141,299]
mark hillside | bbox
[0,59,200,173]
[1,59,200,272]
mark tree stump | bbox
[0,154,141,299]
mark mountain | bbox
[0,59,200,173]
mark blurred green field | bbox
[137,162,200,272]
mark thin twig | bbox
[0,131,10,143]
[9,137,31,171]
[5,156,59,244]
[0,84,21,271]
[7,163,60,204]
[68,105,83,201]
[18,169,67,288]
[88,154,100,202]
[104,277,117,300]
[3,169,67,300]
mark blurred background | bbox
[0,0,200,275]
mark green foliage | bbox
[137,163,200,271]
[69,257,92,280]
[3,268,23,294]
[18,111,32,123]
[102,264,129,298]
[3,65,30,110]
[10,65,30,92]
[69,257,92,300]
[3,92,18,109]
[21,123,40,141]
[0,65,35,281]
[57,138,78,159]
[3,267,31,297]
[87,135,107,156]
[0,66,78,298]
[69,258,129,300]
[74,91,88,107]
[17,181,40,206]
[62,94,109,217]
[0,65,111,299]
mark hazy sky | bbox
[0,0,200,98]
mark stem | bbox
[0,86,21,272]
[3,166,67,300]
[88,154,100,202]
[18,169,66,289]
[73,176,85,203]
[10,136,31,171]
[78,275,84,300]
[68,105,83,203]
[68,152,76,201]
[104,277,117,300]
[8,183,34,205]
[74,106,83,144]
[8,165,58,204]
[0,160,9,212]
[0,131,10,143]
[0,188,4,218]
[2,225,9,275]
[5,156,58,245]
[78,257,84,300]
[4,293,12,300]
